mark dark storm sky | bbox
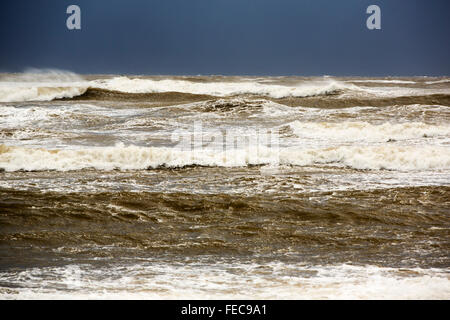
[1,0,449,76]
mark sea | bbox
[0,70,449,299]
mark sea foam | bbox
[1,143,449,172]
[90,77,353,98]
[288,120,450,142]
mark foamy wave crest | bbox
[425,79,450,85]
[91,77,353,98]
[0,69,88,102]
[349,79,416,84]
[0,86,88,102]
[288,121,450,142]
[0,144,274,171]
[1,144,449,172]
[281,145,450,171]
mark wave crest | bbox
[1,144,449,172]
[90,77,352,98]
[288,121,450,142]
[0,86,88,102]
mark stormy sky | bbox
[1,0,449,76]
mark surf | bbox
[1,143,449,172]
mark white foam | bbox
[280,145,450,170]
[91,77,450,99]
[352,86,450,98]
[0,69,89,102]
[0,105,75,128]
[1,143,449,172]
[91,77,353,98]
[0,143,276,171]
[0,84,88,102]
[2,74,448,102]
[349,79,417,84]
[288,120,450,142]
[425,79,450,85]
[0,104,145,129]
[0,263,448,299]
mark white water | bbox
[1,72,449,102]
[1,72,450,300]
[90,77,354,98]
[348,79,417,84]
[0,85,88,102]
[0,69,88,102]
[1,262,448,299]
[288,120,450,142]
[1,143,449,172]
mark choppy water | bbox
[0,71,449,299]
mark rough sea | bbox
[0,71,449,299]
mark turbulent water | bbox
[0,71,449,299]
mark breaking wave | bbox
[0,76,354,102]
[349,79,417,84]
[425,79,450,85]
[89,77,352,98]
[0,69,88,102]
[1,143,449,172]
[1,72,449,102]
[288,121,450,142]
[0,85,88,103]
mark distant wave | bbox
[0,77,352,102]
[348,79,417,84]
[89,77,352,98]
[1,143,449,172]
[1,74,449,103]
[425,79,450,85]
[64,87,216,102]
